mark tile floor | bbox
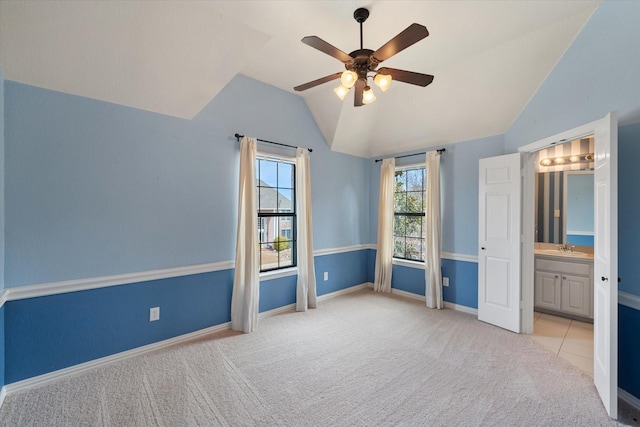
[531,311,594,377]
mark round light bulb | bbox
[540,158,552,166]
[340,71,358,89]
[570,155,580,162]
[555,157,565,164]
[362,86,376,104]
[374,73,392,92]
[333,85,349,100]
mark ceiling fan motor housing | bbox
[347,49,377,80]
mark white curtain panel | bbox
[425,151,443,309]
[374,158,395,293]
[231,137,260,332]
[295,148,317,312]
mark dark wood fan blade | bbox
[372,23,429,63]
[302,36,353,63]
[354,79,365,107]
[377,67,434,87]
[294,72,342,92]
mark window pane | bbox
[278,247,293,268]
[258,159,278,187]
[395,170,406,189]
[406,216,423,238]
[406,238,422,260]
[406,191,423,213]
[394,191,407,212]
[394,215,406,237]
[258,187,278,212]
[278,162,294,189]
[277,189,293,213]
[394,237,406,258]
[406,169,423,191]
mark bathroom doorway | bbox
[530,137,595,375]
[519,112,618,418]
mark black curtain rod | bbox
[234,134,312,152]
[374,148,445,163]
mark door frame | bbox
[519,113,618,418]
[519,119,601,334]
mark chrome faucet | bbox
[556,242,575,252]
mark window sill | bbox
[260,267,298,281]
[392,258,425,270]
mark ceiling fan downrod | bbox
[353,8,369,50]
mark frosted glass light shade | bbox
[340,71,358,89]
[334,85,349,100]
[362,86,376,104]
[374,73,392,92]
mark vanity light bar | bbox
[540,153,594,167]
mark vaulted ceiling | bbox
[0,1,601,157]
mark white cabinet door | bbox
[478,153,521,333]
[593,112,618,418]
[535,271,561,311]
[561,274,591,318]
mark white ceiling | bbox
[0,1,601,158]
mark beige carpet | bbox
[0,288,638,426]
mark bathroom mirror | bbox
[534,170,594,245]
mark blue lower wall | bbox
[5,269,233,384]
[441,259,479,309]
[619,304,640,399]
[385,255,479,309]
[0,305,4,389]
[4,249,369,384]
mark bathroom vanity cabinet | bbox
[534,254,593,319]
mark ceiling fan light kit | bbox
[294,7,434,107]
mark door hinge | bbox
[520,168,525,178]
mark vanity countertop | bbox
[534,248,594,261]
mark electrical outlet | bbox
[150,307,160,322]
[323,272,328,281]
[443,277,449,287]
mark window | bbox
[393,166,426,261]
[256,156,296,272]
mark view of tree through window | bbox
[256,157,296,272]
[394,166,426,261]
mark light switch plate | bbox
[150,307,160,322]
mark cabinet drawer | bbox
[535,258,592,276]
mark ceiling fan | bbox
[294,7,434,107]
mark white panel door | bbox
[593,112,618,418]
[478,153,521,333]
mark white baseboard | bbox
[0,282,370,404]
[619,387,640,413]
[619,291,640,311]
[388,287,478,315]
[443,301,478,315]
[391,287,425,302]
